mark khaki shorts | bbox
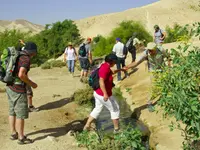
[26,85,33,96]
[6,87,28,119]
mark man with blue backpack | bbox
[79,38,93,82]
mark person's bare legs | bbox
[83,71,88,78]
[112,119,119,130]
[9,116,17,134]
[28,95,32,106]
[16,119,24,139]
[84,115,95,130]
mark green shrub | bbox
[41,62,52,69]
[30,64,38,68]
[72,86,93,106]
[153,44,200,149]
[165,23,192,43]
[93,21,153,57]
[76,126,146,150]
[50,60,66,68]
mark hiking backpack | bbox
[79,43,87,57]
[123,45,128,57]
[0,47,24,84]
[125,38,134,51]
[88,67,100,90]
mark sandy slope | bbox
[75,0,200,38]
[0,67,87,150]
[118,41,200,150]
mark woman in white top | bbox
[64,42,77,76]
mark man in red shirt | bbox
[7,42,38,144]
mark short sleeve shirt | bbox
[138,48,168,71]
[8,54,30,93]
[95,63,113,97]
[65,47,76,60]
[79,43,91,59]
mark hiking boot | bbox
[147,104,155,112]
[29,106,39,112]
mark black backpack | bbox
[126,38,133,51]
[79,43,87,57]
[123,45,128,57]
[88,68,100,90]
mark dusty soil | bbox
[0,67,88,150]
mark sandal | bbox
[18,136,34,145]
[10,132,18,140]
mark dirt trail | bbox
[0,67,87,150]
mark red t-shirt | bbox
[95,62,113,97]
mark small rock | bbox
[67,130,75,136]
[46,136,58,142]
[65,112,69,116]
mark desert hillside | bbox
[0,19,44,33]
[75,0,200,38]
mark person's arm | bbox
[64,48,67,62]
[19,39,26,46]
[74,48,78,61]
[99,78,109,101]
[88,51,92,64]
[160,30,166,40]
[18,67,37,88]
[124,53,147,70]
[112,45,116,54]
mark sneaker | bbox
[80,78,83,82]
[29,106,39,112]
[147,104,155,112]
[113,128,122,134]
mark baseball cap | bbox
[24,42,37,54]
[116,38,121,41]
[87,38,92,41]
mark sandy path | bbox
[0,67,87,150]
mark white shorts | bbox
[90,92,120,120]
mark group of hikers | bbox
[0,24,170,144]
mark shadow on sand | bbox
[27,119,87,141]
[38,97,72,111]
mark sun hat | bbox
[146,42,157,50]
[68,42,73,46]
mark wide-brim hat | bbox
[146,42,157,50]
[68,42,73,46]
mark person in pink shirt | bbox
[84,54,123,133]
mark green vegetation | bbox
[153,22,200,149]
[72,86,93,106]
[41,60,66,69]
[189,5,200,12]
[50,60,66,68]
[41,62,52,69]
[76,126,146,150]
[93,21,153,56]
[164,23,192,43]
[0,19,82,65]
